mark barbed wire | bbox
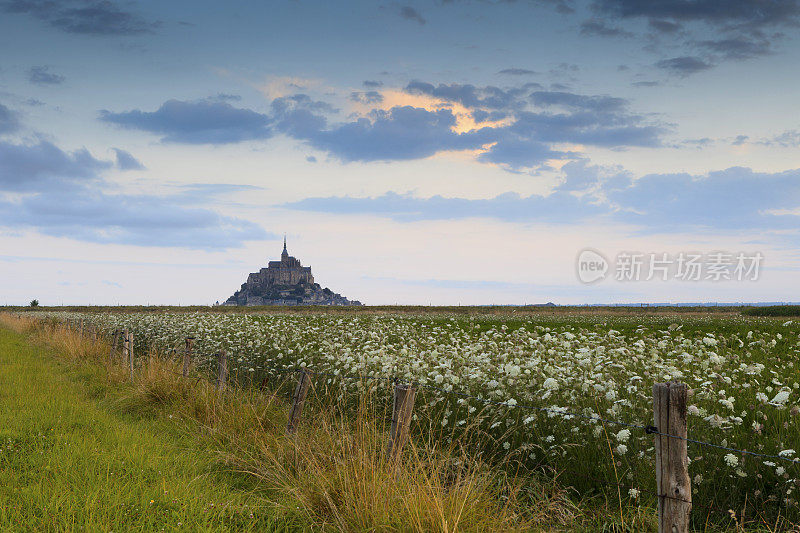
[58,320,800,470]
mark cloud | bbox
[1,0,160,36]
[99,99,273,144]
[655,56,713,76]
[398,5,426,25]
[732,134,750,145]
[580,18,632,38]
[112,148,144,170]
[0,139,267,249]
[0,103,20,134]
[497,68,538,76]
[529,90,627,113]
[283,164,800,243]
[350,91,384,104]
[477,136,565,169]
[763,130,800,147]
[283,190,607,223]
[632,81,660,88]
[211,93,241,102]
[648,19,682,33]
[593,0,800,28]
[0,187,268,249]
[278,105,489,162]
[363,80,383,88]
[404,80,530,111]
[699,36,772,59]
[608,167,800,232]
[115,82,665,172]
[0,139,110,191]
[28,66,65,85]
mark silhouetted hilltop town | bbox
[223,239,361,306]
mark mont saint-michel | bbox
[223,239,361,306]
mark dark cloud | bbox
[112,148,144,170]
[399,5,426,25]
[99,99,273,144]
[1,0,160,36]
[655,56,713,76]
[0,139,110,191]
[0,103,20,134]
[306,155,317,163]
[280,105,489,163]
[699,36,772,59]
[732,134,749,145]
[632,81,660,88]
[350,91,384,104]
[529,91,627,113]
[28,66,65,85]
[648,19,682,33]
[0,139,266,249]
[270,93,338,115]
[497,68,538,76]
[580,18,633,37]
[509,110,664,148]
[404,81,530,111]
[363,80,383,88]
[114,81,665,172]
[594,0,800,27]
[590,1,797,72]
[476,136,565,169]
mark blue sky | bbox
[1,0,799,305]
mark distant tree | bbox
[29,299,39,307]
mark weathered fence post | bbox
[653,382,691,533]
[126,330,134,382]
[109,330,121,362]
[217,350,228,392]
[183,337,194,377]
[286,369,311,434]
[386,382,416,460]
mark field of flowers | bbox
[35,310,800,526]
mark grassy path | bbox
[0,327,286,532]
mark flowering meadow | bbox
[38,310,800,525]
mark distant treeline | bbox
[0,304,754,316]
[742,305,800,317]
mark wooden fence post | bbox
[653,382,691,533]
[109,330,120,362]
[286,369,311,434]
[183,337,194,377]
[386,382,416,460]
[126,330,134,382]
[217,350,228,392]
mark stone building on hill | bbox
[223,238,361,306]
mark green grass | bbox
[0,326,293,532]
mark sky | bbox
[1,0,799,306]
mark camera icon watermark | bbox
[576,249,610,284]
[576,250,763,283]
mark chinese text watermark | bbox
[576,250,763,284]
